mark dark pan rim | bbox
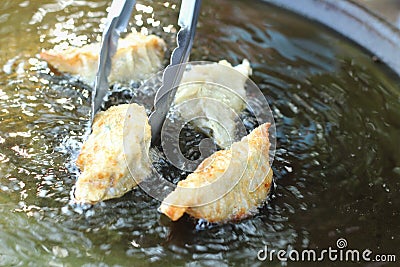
[262,0,400,77]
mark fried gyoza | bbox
[74,103,152,204]
[40,32,166,84]
[159,122,273,223]
[173,59,252,148]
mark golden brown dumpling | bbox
[159,122,273,223]
[40,32,166,84]
[74,103,151,204]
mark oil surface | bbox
[0,0,400,266]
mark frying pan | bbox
[263,0,400,77]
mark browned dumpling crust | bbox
[40,32,166,84]
[159,123,273,223]
[74,103,151,204]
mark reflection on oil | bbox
[0,0,400,266]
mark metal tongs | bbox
[91,0,202,145]
[148,0,202,144]
[91,0,136,121]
